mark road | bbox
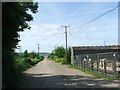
[18,57,119,88]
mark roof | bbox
[72,45,120,50]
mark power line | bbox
[68,30,72,36]
[73,5,120,31]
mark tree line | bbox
[48,46,71,64]
[2,2,39,88]
[15,50,44,72]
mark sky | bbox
[16,2,119,53]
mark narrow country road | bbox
[18,57,119,88]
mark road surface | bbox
[18,57,119,88]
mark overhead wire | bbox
[67,4,120,46]
[72,4,120,31]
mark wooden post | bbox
[104,59,107,77]
[78,56,80,68]
[113,53,117,78]
[83,59,85,69]
[91,59,94,71]
[81,55,83,68]
[71,47,74,65]
[87,55,89,69]
[97,54,99,73]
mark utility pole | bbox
[104,40,106,46]
[38,44,40,55]
[61,25,70,63]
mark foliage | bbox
[40,56,44,60]
[48,53,55,59]
[53,46,65,58]
[2,2,38,88]
[16,58,32,72]
[55,57,64,62]
[48,46,65,59]
[69,65,120,80]
[29,51,38,59]
[23,50,28,58]
[48,46,71,64]
[15,50,44,71]
[67,47,71,64]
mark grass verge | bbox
[69,65,120,80]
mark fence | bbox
[74,52,120,78]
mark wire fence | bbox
[74,52,120,78]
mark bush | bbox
[55,58,62,62]
[48,46,71,64]
[31,58,38,65]
[26,58,35,65]
[54,46,65,58]
[49,55,54,59]
[61,58,67,64]
[67,47,71,64]
[29,51,38,59]
[55,57,66,64]
[16,58,31,72]
[48,53,55,59]
[39,56,44,60]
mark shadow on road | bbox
[18,73,119,88]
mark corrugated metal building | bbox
[71,45,120,65]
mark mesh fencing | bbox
[74,52,120,78]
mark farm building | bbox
[71,45,120,78]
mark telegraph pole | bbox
[104,40,106,46]
[61,25,70,63]
[38,44,40,55]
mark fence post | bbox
[81,55,83,68]
[91,59,93,71]
[84,58,86,69]
[78,56,80,68]
[87,55,89,70]
[113,53,117,78]
[104,59,107,77]
[97,54,99,73]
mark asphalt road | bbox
[18,57,120,88]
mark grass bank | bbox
[68,65,120,80]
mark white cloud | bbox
[78,33,88,39]
[16,2,118,52]
[17,23,65,52]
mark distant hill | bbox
[16,52,50,56]
[39,52,50,56]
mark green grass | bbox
[49,57,119,80]
[16,58,32,72]
[69,65,120,80]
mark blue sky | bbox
[16,2,118,53]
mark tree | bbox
[29,51,37,59]
[2,2,38,88]
[53,46,65,58]
[23,50,28,58]
[67,47,71,64]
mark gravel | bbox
[18,57,120,88]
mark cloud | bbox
[89,26,109,32]
[16,2,118,52]
[78,33,88,39]
[18,23,65,52]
